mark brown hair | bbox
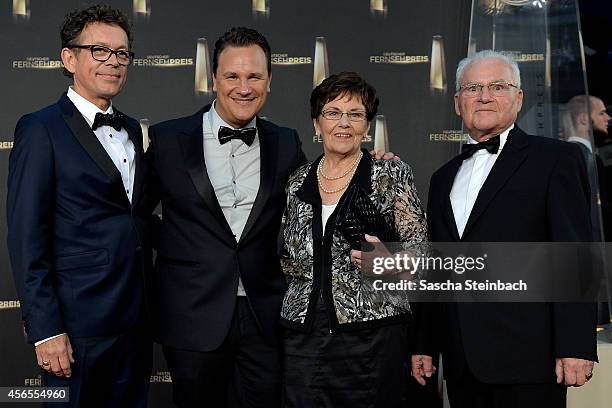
[310,72,379,121]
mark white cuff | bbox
[34,333,65,346]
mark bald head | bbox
[567,95,610,136]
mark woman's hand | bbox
[350,234,384,270]
[351,235,421,279]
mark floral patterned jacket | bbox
[279,151,429,333]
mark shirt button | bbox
[231,154,235,158]
[233,205,237,208]
[126,189,129,194]
[109,134,113,138]
[233,180,236,184]
[123,158,127,163]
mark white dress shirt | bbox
[567,136,593,153]
[450,124,513,238]
[203,102,261,296]
[67,87,135,202]
[36,88,136,347]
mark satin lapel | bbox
[122,115,145,208]
[240,117,278,243]
[462,127,529,238]
[442,157,463,241]
[58,94,129,208]
[177,107,236,242]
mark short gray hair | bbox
[455,50,521,92]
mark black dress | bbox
[283,297,411,408]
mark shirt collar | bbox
[67,87,113,128]
[567,136,593,153]
[466,123,514,154]
[209,100,257,140]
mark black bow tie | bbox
[218,126,256,146]
[92,111,125,131]
[460,135,500,159]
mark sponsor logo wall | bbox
[0,1,472,405]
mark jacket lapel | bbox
[178,105,236,242]
[121,114,145,208]
[442,157,463,241]
[58,93,130,208]
[240,117,278,243]
[462,126,529,238]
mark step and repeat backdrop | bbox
[0,1,475,405]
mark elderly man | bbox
[412,50,597,408]
[7,5,152,407]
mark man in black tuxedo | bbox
[565,95,609,240]
[411,50,598,408]
[566,95,612,324]
[146,28,307,407]
[7,5,152,407]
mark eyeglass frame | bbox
[69,44,135,66]
[320,109,368,122]
[458,81,519,98]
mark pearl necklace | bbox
[318,151,362,180]
[317,151,363,194]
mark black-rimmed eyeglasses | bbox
[70,44,135,66]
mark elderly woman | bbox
[279,71,428,407]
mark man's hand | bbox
[411,354,436,385]
[555,357,594,387]
[370,149,400,161]
[35,334,74,378]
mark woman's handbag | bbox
[335,184,398,251]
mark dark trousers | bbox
[43,324,152,408]
[446,366,567,408]
[163,297,281,408]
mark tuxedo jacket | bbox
[147,105,307,352]
[7,93,152,344]
[421,126,598,384]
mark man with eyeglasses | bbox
[412,50,597,407]
[7,5,151,407]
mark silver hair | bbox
[455,50,521,92]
